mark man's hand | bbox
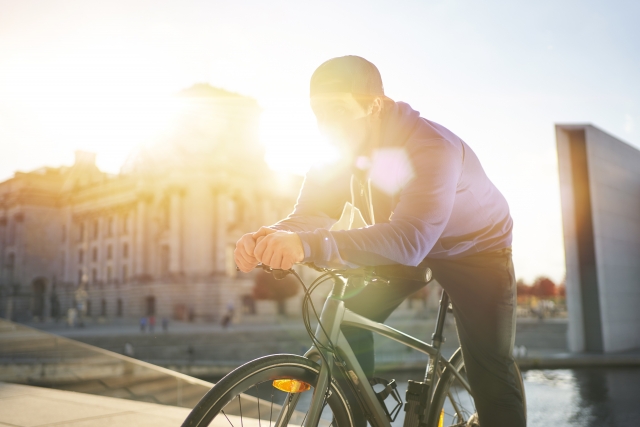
[234,227,278,273]
[254,230,305,270]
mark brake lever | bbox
[250,263,292,280]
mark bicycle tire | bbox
[182,354,358,427]
[427,349,527,427]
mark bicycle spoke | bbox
[285,393,296,422]
[447,391,463,422]
[238,395,243,427]
[269,393,274,427]
[454,385,466,418]
[256,384,261,427]
[300,403,309,426]
[221,410,236,427]
[447,372,477,426]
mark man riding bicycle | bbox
[235,55,526,427]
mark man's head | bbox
[309,56,390,155]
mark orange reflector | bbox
[272,379,312,393]
[438,409,444,427]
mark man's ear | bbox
[369,97,383,118]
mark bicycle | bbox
[182,263,526,427]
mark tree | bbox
[557,282,566,297]
[516,279,531,296]
[531,276,556,297]
[253,270,300,315]
[557,276,566,297]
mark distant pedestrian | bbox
[139,316,147,332]
[162,317,169,333]
[221,302,234,329]
[221,313,231,328]
[123,342,135,358]
[67,308,77,328]
[149,315,156,332]
[227,302,235,316]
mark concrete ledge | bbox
[515,352,640,370]
[374,351,640,373]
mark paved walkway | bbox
[0,382,192,427]
[0,382,262,427]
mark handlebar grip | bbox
[370,265,433,283]
[249,264,292,280]
[272,269,291,280]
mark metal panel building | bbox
[556,124,640,353]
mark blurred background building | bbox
[0,84,301,323]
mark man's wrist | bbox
[296,232,321,262]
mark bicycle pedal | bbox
[369,377,403,422]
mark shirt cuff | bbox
[296,231,322,262]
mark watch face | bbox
[425,268,433,283]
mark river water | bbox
[519,368,640,427]
[387,367,640,427]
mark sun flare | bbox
[259,97,339,176]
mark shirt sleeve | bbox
[296,138,463,269]
[270,164,351,233]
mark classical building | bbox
[0,84,302,323]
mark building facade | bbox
[556,124,640,353]
[0,84,302,323]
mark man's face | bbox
[310,92,371,156]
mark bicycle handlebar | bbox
[249,263,433,284]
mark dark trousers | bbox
[341,248,526,427]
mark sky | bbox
[1,0,639,283]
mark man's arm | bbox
[295,139,463,269]
[270,164,350,233]
[235,163,350,272]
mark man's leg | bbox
[425,249,526,427]
[341,278,428,378]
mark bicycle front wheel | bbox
[182,354,357,427]
[428,349,527,427]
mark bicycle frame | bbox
[276,275,473,427]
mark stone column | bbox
[97,216,104,284]
[134,194,151,278]
[113,210,120,287]
[213,190,229,274]
[169,189,183,274]
[0,215,5,284]
[62,208,73,283]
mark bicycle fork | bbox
[275,279,348,427]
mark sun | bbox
[259,97,339,176]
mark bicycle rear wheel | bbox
[427,349,527,427]
[182,354,357,427]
